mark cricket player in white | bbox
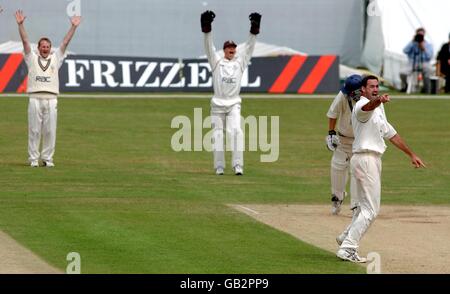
[336,75,425,263]
[16,10,81,167]
[326,74,362,215]
[201,10,261,175]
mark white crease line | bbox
[236,205,259,215]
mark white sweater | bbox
[24,49,66,96]
[204,32,256,110]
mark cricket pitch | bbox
[232,204,450,273]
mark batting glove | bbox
[326,130,340,151]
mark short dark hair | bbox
[361,75,379,87]
[416,27,425,34]
[38,37,52,48]
[223,40,237,50]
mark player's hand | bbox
[326,130,340,151]
[379,94,390,103]
[249,12,261,35]
[15,10,26,25]
[411,154,426,168]
[201,10,215,33]
[71,16,81,27]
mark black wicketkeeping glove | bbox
[249,12,262,35]
[201,10,216,33]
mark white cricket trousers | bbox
[28,98,58,163]
[330,138,353,203]
[211,104,243,169]
[340,152,382,250]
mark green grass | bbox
[0,96,449,273]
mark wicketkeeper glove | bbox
[249,12,262,35]
[201,10,216,33]
[326,130,340,151]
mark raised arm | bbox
[201,11,219,67]
[389,134,426,168]
[15,10,31,54]
[241,13,261,68]
[241,33,257,68]
[59,16,81,54]
[204,32,219,68]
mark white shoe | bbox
[43,161,55,168]
[234,165,243,175]
[215,167,224,175]
[337,248,366,263]
[336,234,346,246]
[331,194,343,215]
[30,160,39,168]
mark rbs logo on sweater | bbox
[36,76,51,83]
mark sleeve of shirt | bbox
[380,104,397,139]
[239,34,257,70]
[383,121,397,139]
[403,42,414,55]
[24,50,35,68]
[354,97,373,123]
[423,42,434,62]
[203,32,220,71]
[55,48,68,69]
[326,93,341,119]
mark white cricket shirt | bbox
[352,96,397,155]
[204,32,256,111]
[326,91,356,138]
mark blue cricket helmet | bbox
[341,74,363,95]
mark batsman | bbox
[326,75,363,214]
[201,10,261,175]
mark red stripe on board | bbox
[0,54,24,92]
[297,55,336,94]
[17,77,28,93]
[269,55,307,93]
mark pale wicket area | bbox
[0,231,61,274]
[233,204,450,274]
[0,229,82,274]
